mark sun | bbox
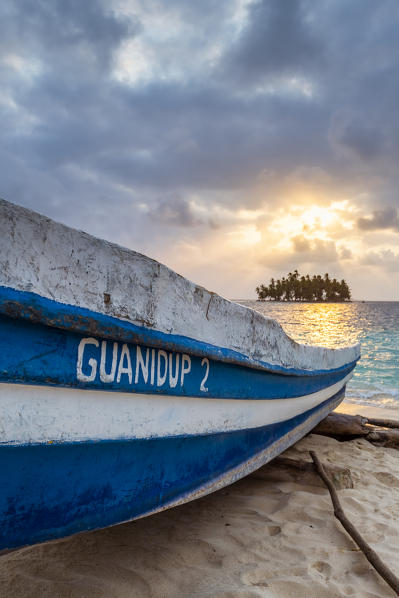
[268,201,350,247]
[299,205,336,230]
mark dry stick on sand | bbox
[366,417,399,430]
[309,450,399,597]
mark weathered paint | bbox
[0,199,360,551]
[0,311,356,400]
[0,374,352,445]
[0,199,360,372]
[0,389,344,551]
[0,286,360,378]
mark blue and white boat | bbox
[0,199,360,551]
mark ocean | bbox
[238,300,399,410]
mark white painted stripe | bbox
[0,374,352,445]
[133,393,344,525]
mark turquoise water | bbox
[238,301,399,409]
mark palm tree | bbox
[275,279,283,301]
[256,272,351,302]
[269,278,276,300]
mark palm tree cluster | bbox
[256,270,351,302]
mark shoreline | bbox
[1,401,398,597]
[337,400,399,420]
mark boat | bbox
[0,199,360,550]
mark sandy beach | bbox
[1,402,399,598]
[2,0,399,594]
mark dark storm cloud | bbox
[145,195,218,228]
[0,0,136,180]
[0,0,136,68]
[357,207,399,232]
[334,120,385,161]
[223,0,324,83]
[1,0,399,233]
[91,82,330,195]
[147,196,200,227]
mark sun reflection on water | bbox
[237,300,399,407]
[241,301,360,348]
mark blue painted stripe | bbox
[0,285,359,377]
[0,388,344,550]
[0,314,354,399]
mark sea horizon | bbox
[236,299,399,411]
[232,299,399,303]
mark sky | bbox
[1,0,399,300]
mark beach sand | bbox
[336,401,399,420]
[1,402,399,598]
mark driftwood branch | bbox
[310,450,399,596]
[312,413,369,438]
[312,413,399,449]
[366,429,399,449]
[366,417,399,430]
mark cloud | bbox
[292,235,311,253]
[333,119,385,161]
[361,249,399,272]
[254,232,339,274]
[3,0,399,206]
[222,0,324,84]
[339,246,353,260]
[357,207,399,231]
[1,0,399,299]
[1,0,137,74]
[143,195,219,228]
[291,235,338,263]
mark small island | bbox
[256,270,351,302]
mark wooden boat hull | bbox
[0,199,360,550]
[0,287,355,550]
[0,387,345,551]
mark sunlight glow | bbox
[229,225,262,246]
[267,201,351,247]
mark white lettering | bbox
[200,357,209,392]
[157,350,168,386]
[180,354,191,386]
[100,341,118,383]
[169,353,180,388]
[150,348,155,385]
[135,346,149,383]
[77,338,99,382]
[78,339,202,392]
[116,343,132,384]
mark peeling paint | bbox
[0,199,360,372]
